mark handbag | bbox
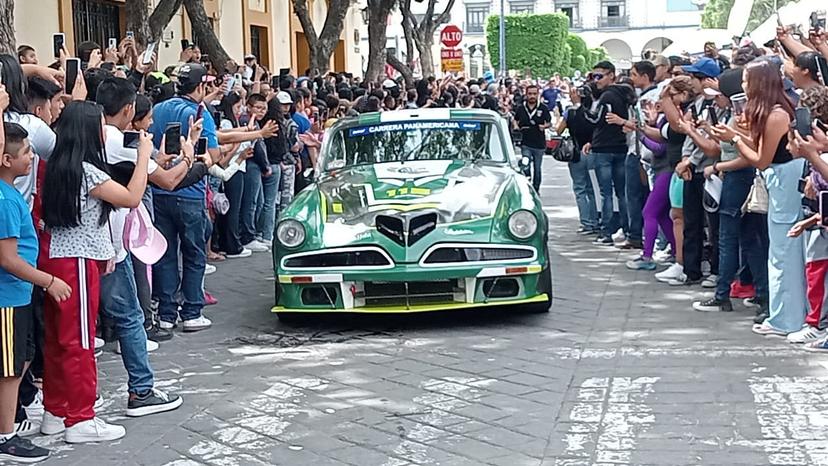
[548,133,579,163]
[741,171,769,215]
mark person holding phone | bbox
[39,101,150,442]
[714,58,808,337]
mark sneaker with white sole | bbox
[693,297,733,312]
[803,336,828,352]
[182,316,212,332]
[64,417,126,443]
[158,320,176,330]
[666,273,700,286]
[225,248,252,259]
[786,325,826,344]
[655,263,683,283]
[115,339,159,354]
[94,394,104,410]
[611,229,626,243]
[40,411,65,435]
[743,297,760,309]
[13,419,39,437]
[701,274,718,289]
[242,240,269,252]
[94,337,105,349]
[126,388,183,417]
[626,257,657,271]
[752,322,788,337]
[0,435,50,463]
[204,264,216,276]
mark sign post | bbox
[440,25,464,74]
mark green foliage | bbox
[587,47,609,67]
[566,33,590,73]
[701,0,795,33]
[485,13,570,77]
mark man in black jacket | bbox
[513,84,551,191]
[583,61,632,245]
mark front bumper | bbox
[272,263,548,313]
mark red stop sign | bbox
[440,25,463,48]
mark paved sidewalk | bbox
[37,158,828,465]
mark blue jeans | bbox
[99,254,153,394]
[257,163,282,242]
[624,154,646,242]
[592,152,627,237]
[152,195,206,324]
[521,146,545,191]
[218,171,244,255]
[568,155,599,230]
[241,163,263,245]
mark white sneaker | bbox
[612,229,626,243]
[94,337,105,349]
[655,263,683,283]
[64,417,126,443]
[182,316,212,333]
[701,274,718,288]
[787,325,827,344]
[94,394,104,410]
[14,419,40,437]
[40,411,65,435]
[653,248,674,264]
[243,240,269,252]
[115,339,159,354]
[23,390,44,422]
[158,320,175,330]
[204,263,217,276]
[225,248,252,259]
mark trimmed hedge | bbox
[486,13,570,78]
[567,33,589,74]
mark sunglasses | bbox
[590,73,605,81]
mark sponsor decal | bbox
[347,121,481,137]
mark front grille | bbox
[284,249,391,268]
[376,213,438,246]
[376,215,405,246]
[423,246,534,264]
[363,280,459,306]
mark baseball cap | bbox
[276,91,293,104]
[382,79,397,89]
[176,63,215,88]
[718,68,744,98]
[649,54,670,68]
[244,54,256,60]
[681,57,721,78]
[124,203,168,265]
[469,84,480,94]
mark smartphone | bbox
[0,61,4,86]
[123,131,140,149]
[181,39,190,51]
[690,105,700,123]
[816,55,828,86]
[164,123,181,155]
[811,11,827,32]
[195,137,208,156]
[820,191,828,227]
[52,33,65,58]
[142,42,156,65]
[126,31,134,40]
[225,75,235,94]
[195,104,204,122]
[795,107,813,137]
[65,58,80,94]
[234,73,242,84]
[212,110,223,125]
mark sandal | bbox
[208,252,225,262]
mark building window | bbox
[250,25,270,68]
[510,0,535,14]
[72,0,121,53]
[556,1,580,28]
[466,5,489,34]
[600,0,627,28]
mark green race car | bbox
[272,108,551,317]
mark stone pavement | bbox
[35,159,828,465]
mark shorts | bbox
[0,305,35,378]
[669,173,684,209]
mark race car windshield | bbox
[325,120,506,171]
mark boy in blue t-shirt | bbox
[0,122,70,462]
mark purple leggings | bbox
[642,171,676,258]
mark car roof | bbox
[329,108,504,132]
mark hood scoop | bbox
[376,213,438,246]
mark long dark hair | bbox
[0,54,29,114]
[217,92,242,128]
[743,58,795,143]
[42,101,113,228]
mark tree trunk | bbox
[399,0,457,78]
[365,0,395,83]
[148,0,183,43]
[0,0,15,55]
[416,39,435,78]
[292,0,352,76]
[386,51,414,88]
[182,0,231,72]
[125,0,152,47]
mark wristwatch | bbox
[729,135,742,145]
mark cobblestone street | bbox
[40,160,828,465]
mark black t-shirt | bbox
[514,102,551,149]
[565,107,594,149]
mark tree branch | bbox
[182,0,230,72]
[387,51,414,88]
[291,0,319,51]
[148,0,184,42]
[433,0,456,28]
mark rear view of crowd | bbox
[553,25,828,351]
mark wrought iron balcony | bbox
[599,15,628,28]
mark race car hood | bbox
[311,159,514,252]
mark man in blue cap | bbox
[662,57,723,287]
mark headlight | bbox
[277,220,306,248]
[508,210,538,239]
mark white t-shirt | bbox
[220,119,251,173]
[104,125,159,263]
[5,113,56,210]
